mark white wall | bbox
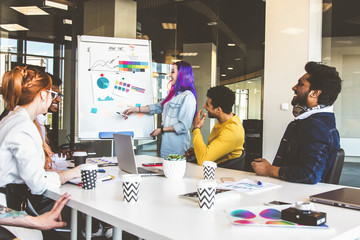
[263,0,322,161]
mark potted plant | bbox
[163,154,187,180]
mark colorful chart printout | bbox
[119,61,148,72]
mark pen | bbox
[255,179,262,186]
[99,175,115,182]
[116,112,128,118]
[97,169,106,173]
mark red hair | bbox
[1,66,54,169]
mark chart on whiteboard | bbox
[77,36,154,140]
[87,44,150,104]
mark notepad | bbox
[217,178,281,194]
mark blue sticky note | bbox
[135,103,141,107]
[91,108,97,114]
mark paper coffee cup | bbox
[203,161,217,180]
[197,180,217,211]
[121,174,142,204]
[80,164,98,190]
[73,151,87,167]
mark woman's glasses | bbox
[46,90,63,100]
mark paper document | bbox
[217,178,281,194]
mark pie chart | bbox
[97,76,109,89]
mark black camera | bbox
[281,202,326,226]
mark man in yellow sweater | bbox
[186,86,245,169]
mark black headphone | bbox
[292,104,326,117]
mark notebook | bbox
[113,133,164,176]
[310,187,360,210]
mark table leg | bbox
[113,227,122,240]
[85,215,92,240]
[71,209,78,240]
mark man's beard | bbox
[291,90,309,107]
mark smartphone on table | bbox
[142,163,163,167]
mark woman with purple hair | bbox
[123,61,197,157]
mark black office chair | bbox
[324,148,345,184]
[217,151,246,171]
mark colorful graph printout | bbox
[119,61,148,72]
[226,205,329,229]
[97,74,110,89]
[112,78,145,97]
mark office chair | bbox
[218,151,246,171]
[324,148,345,184]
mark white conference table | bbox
[45,155,360,240]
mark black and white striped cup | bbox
[81,164,98,190]
[203,161,217,180]
[197,180,217,211]
[121,174,142,204]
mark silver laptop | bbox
[310,187,360,210]
[113,133,164,176]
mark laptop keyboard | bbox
[137,167,157,174]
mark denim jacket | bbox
[148,90,196,157]
[273,112,340,184]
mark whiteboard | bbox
[77,35,155,140]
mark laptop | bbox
[310,187,360,210]
[113,133,164,176]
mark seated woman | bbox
[0,66,80,214]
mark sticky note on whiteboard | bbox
[91,108,98,114]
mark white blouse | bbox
[0,106,60,195]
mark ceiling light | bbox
[234,58,242,61]
[207,22,217,26]
[221,74,226,77]
[227,43,236,47]
[179,52,198,56]
[162,23,176,30]
[10,6,49,15]
[64,35,72,41]
[227,67,234,70]
[171,59,180,63]
[63,19,72,25]
[0,24,29,31]
[192,65,200,69]
[44,0,68,10]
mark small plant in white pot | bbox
[163,154,186,180]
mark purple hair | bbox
[161,61,197,113]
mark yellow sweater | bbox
[193,115,245,165]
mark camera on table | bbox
[281,201,326,226]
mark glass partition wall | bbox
[322,0,360,163]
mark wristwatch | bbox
[161,126,165,134]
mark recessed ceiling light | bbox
[221,74,226,77]
[44,0,68,10]
[10,6,49,15]
[64,35,72,41]
[162,23,177,30]
[227,67,234,70]
[179,52,198,56]
[192,65,200,69]
[207,22,217,26]
[63,19,72,25]
[227,43,236,47]
[0,24,29,31]
[234,58,242,61]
